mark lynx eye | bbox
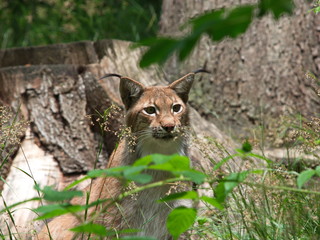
[143,106,156,115]
[172,104,182,113]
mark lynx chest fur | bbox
[37,71,202,240]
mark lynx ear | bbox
[169,73,195,103]
[120,77,145,110]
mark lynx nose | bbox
[163,125,175,133]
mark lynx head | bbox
[100,70,207,157]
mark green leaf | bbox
[315,166,320,177]
[258,0,295,19]
[148,154,190,171]
[200,196,224,210]
[133,155,153,166]
[159,191,198,202]
[126,173,153,184]
[178,34,201,61]
[176,170,206,184]
[215,171,249,203]
[136,37,180,67]
[242,140,252,153]
[297,169,316,189]
[34,204,84,220]
[123,166,147,176]
[35,185,83,202]
[191,6,254,42]
[87,166,129,178]
[123,165,152,184]
[167,207,197,240]
[70,223,107,236]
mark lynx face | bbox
[119,73,195,157]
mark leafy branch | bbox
[134,0,295,67]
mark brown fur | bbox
[36,72,196,240]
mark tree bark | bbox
[159,0,320,140]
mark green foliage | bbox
[215,171,249,203]
[159,191,198,202]
[34,204,85,220]
[241,139,253,153]
[133,154,207,184]
[166,207,197,240]
[258,0,295,19]
[0,0,161,49]
[35,185,83,202]
[135,0,295,67]
[297,166,320,188]
[70,222,108,236]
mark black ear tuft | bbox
[120,77,145,110]
[99,74,144,110]
[193,69,211,74]
[99,73,122,80]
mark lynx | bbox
[37,70,205,240]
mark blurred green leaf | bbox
[123,165,152,184]
[297,169,316,189]
[200,196,224,210]
[87,166,129,178]
[178,34,201,61]
[34,204,84,220]
[159,191,198,202]
[176,170,206,184]
[215,171,249,203]
[125,173,153,184]
[137,0,294,67]
[167,207,197,240]
[242,140,252,153]
[70,223,107,236]
[136,37,180,67]
[142,154,206,184]
[133,155,153,166]
[35,185,82,202]
[258,0,295,19]
[202,6,254,41]
[148,154,190,171]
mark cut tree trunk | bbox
[159,0,320,139]
[0,40,255,238]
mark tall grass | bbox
[0,103,319,239]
